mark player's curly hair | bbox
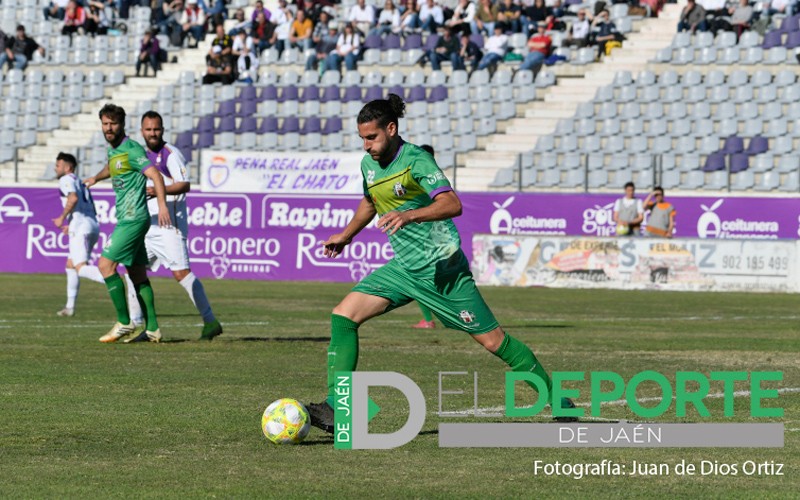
[98,103,126,124]
[357,93,405,128]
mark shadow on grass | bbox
[161,339,191,343]
[238,337,331,343]
[300,429,438,445]
[504,324,573,329]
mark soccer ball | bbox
[261,398,311,445]
[615,223,629,236]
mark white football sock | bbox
[179,272,216,323]
[66,268,78,309]
[77,265,105,283]
[124,273,144,325]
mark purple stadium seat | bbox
[217,100,236,117]
[301,116,322,134]
[762,31,783,49]
[343,85,363,102]
[746,135,769,155]
[299,85,320,102]
[722,135,744,154]
[237,116,257,134]
[278,85,299,102]
[280,116,300,134]
[321,85,340,103]
[322,116,342,134]
[779,14,800,33]
[403,33,422,50]
[197,116,215,133]
[787,30,800,49]
[423,34,439,51]
[730,153,749,173]
[703,151,726,171]
[382,34,402,50]
[217,115,236,132]
[363,85,382,102]
[469,33,484,49]
[236,100,256,117]
[175,131,194,152]
[239,86,257,103]
[364,34,382,50]
[427,85,448,102]
[259,85,278,101]
[387,84,404,98]
[197,131,215,149]
[258,116,279,133]
[406,86,426,103]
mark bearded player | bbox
[305,95,576,432]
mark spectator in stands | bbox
[135,29,160,77]
[698,0,727,17]
[709,0,752,35]
[613,182,644,237]
[349,0,377,36]
[43,0,70,21]
[85,0,112,36]
[272,0,294,57]
[326,22,361,71]
[591,9,620,58]
[765,0,794,18]
[156,0,184,40]
[497,0,523,33]
[290,9,315,50]
[522,0,550,34]
[0,25,46,71]
[418,26,462,69]
[311,10,332,47]
[563,9,590,47]
[399,0,420,33]
[199,0,227,29]
[371,0,401,36]
[233,30,259,83]
[643,187,675,238]
[413,0,445,33]
[252,0,271,22]
[252,10,278,54]
[477,22,508,70]
[181,0,207,48]
[61,0,87,37]
[677,0,707,32]
[203,45,234,84]
[209,23,233,59]
[229,8,251,34]
[472,0,499,35]
[446,0,477,35]
[305,21,338,71]
[518,23,550,72]
[458,31,483,72]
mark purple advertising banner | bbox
[1,187,798,282]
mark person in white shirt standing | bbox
[126,111,223,341]
[613,182,644,236]
[52,152,106,317]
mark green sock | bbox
[493,333,554,404]
[326,314,359,407]
[104,274,131,325]
[418,303,433,322]
[134,280,159,332]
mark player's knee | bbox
[474,327,505,353]
[331,303,356,321]
[98,258,115,276]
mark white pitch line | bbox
[434,387,800,417]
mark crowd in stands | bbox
[677,0,797,35]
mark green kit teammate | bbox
[85,104,171,343]
[306,95,575,432]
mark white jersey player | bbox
[125,111,223,340]
[52,152,106,316]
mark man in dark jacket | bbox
[0,25,46,71]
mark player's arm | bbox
[147,181,189,196]
[84,164,110,187]
[143,166,172,228]
[667,211,676,238]
[52,192,78,233]
[378,190,461,236]
[322,196,376,258]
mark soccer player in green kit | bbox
[306,95,575,432]
[84,104,171,343]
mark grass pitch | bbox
[0,273,797,498]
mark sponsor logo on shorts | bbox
[459,310,476,324]
[393,182,406,197]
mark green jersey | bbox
[108,137,153,224]
[362,141,461,276]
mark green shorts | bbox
[101,219,150,267]
[352,250,499,335]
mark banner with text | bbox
[1,187,799,285]
[471,234,799,293]
[200,150,364,194]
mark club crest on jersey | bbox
[459,310,476,324]
[393,182,406,197]
[367,170,375,184]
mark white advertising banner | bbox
[471,235,800,293]
[200,150,365,194]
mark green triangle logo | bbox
[367,397,381,422]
